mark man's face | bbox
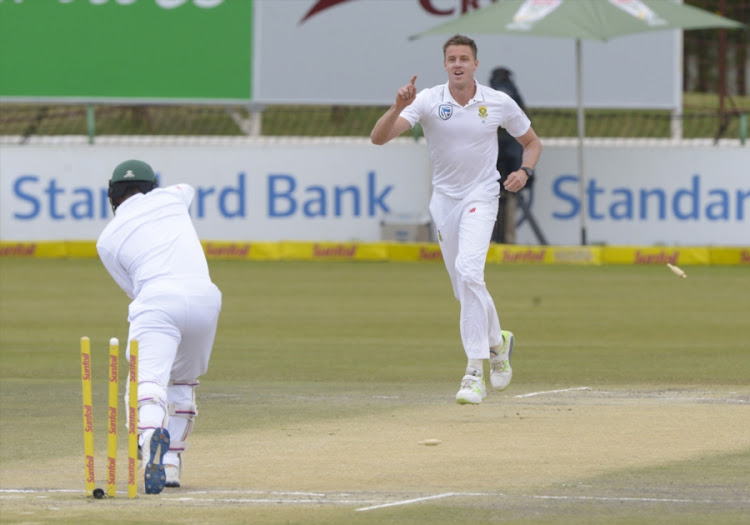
[443,44,478,88]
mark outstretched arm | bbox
[370,75,418,145]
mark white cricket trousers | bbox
[125,279,222,432]
[430,188,502,360]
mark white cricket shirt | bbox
[400,81,530,200]
[96,184,211,300]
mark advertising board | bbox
[2,140,747,245]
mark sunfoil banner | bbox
[0,141,747,245]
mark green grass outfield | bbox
[1,259,749,524]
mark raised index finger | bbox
[409,75,417,86]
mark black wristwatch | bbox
[520,167,535,178]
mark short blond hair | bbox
[442,34,478,59]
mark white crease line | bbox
[530,495,722,504]
[515,387,592,398]
[1,489,746,508]
[174,498,379,505]
[660,398,748,404]
[356,492,459,511]
[0,489,78,494]
[181,490,328,496]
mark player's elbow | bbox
[535,138,544,155]
[370,133,387,146]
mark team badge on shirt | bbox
[438,104,453,120]
[478,106,488,118]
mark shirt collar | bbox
[442,80,484,106]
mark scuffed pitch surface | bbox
[1,386,749,523]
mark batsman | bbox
[97,160,222,494]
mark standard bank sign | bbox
[0,143,431,242]
[1,142,748,245]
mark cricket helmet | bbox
[109,159,157,185]
[108,159,159,212]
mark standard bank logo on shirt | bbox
[438,104,452,120]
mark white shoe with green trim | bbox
[490,330,514,391]
[456,372,487,405]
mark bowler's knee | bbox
[454,258,485,290]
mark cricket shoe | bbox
[142,428,170,494]
[490,330,515,391]
[165,455,182,488]
[455,371,486,405]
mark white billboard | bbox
[254,0,680,109]
[515,143,750,246]
[0,143,432,242]
[1,140,748,246]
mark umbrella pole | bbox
[576,38,587,246]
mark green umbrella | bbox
[410,0,747,245]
